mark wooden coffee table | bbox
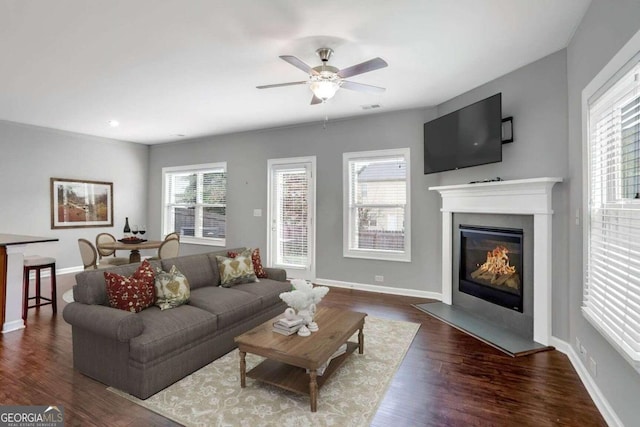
[234,307,367,412]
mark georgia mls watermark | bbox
[0,406,64,427]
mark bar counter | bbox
[0,234,58,332]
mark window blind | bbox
[343,149,410,262]
[273,168,309,267]
[163,163,226,244]
[584,59,640,367]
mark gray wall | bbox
[567,0,640,424]
[148,49,568,301]
[148,109,442,293]
[0,120,148,268]
[432,49,571,340]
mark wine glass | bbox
[139,225,146,238]
[132,225,139,237]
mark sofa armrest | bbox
[63,302,144,342]
[263,267,287,282]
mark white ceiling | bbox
[0,0,590,145]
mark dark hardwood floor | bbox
[0,275,605,426]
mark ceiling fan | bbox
[257,48,388,105]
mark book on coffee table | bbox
[306,343,348,376]
[272,323,303,336]
[273,317,305,328]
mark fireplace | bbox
[459,225,524,312]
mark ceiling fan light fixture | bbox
[309,75,341,101]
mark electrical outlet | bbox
[580,344,588,362]
[374,275,384,282]
[576,337,581,351]
[253,209,262,217]
[588,357,597,377]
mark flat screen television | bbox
[424,93,502,174]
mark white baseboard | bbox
[2,319,25,334]
[314,277,442,300]
[57,266,83,276]
[550,337,623,427]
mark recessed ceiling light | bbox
[108,120,119,127]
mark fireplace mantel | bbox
[430,177,562,345]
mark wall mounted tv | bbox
[424,93,503,174]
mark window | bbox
[583,49,640,370]
[343,148,410,262]
[162,162,227,246]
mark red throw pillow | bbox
[252,248,267,279]
[105,260,156,313]
[228,248,267,278]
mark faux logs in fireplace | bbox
[459,225,524,312]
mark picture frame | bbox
[50,178,114,229]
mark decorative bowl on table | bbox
[118,237,147,244]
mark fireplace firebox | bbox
[459,225,524,312]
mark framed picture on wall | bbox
[50,178,114,229]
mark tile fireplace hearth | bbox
[430,177,562,345]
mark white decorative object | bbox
[279,279,329,336]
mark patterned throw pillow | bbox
[154,265,190,310]
[104,260,155,313]
[228,248,267,279]
[251,248,268,278]
[216,249,258,287]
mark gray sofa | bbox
[62,248,290,399]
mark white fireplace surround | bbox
[430,177,562,345]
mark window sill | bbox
[343,249,411,263]
[179,237,226,247]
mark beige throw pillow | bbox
[154,265,190,310]
[216,248,258,287]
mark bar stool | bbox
[23,255,57,322]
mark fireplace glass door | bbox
[459,225,524,312]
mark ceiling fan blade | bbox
[337,57,388,78]
[341,80,386,94]
[310,95,323,105]
[280,55,319,75]
[256,81,307,89]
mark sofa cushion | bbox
[129,304,217,364]
[188,287,262,329]
[161,253,216,290]
[216,249,258,287]
[104,260,156,313]
[154,265,190,310]
[232,279,292,308]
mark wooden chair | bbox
[157,238,180,259]
[23,255,57,323]
[165,232,180,241]
[78,238,112,270]
[96,233,130,266]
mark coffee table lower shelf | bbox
[246,341,358,395]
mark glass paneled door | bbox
[267,157,316,281]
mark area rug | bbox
[109,316,419,427]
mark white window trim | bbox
[582,28,640,373]
[161,162,227,247]
[343,148,411,262]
